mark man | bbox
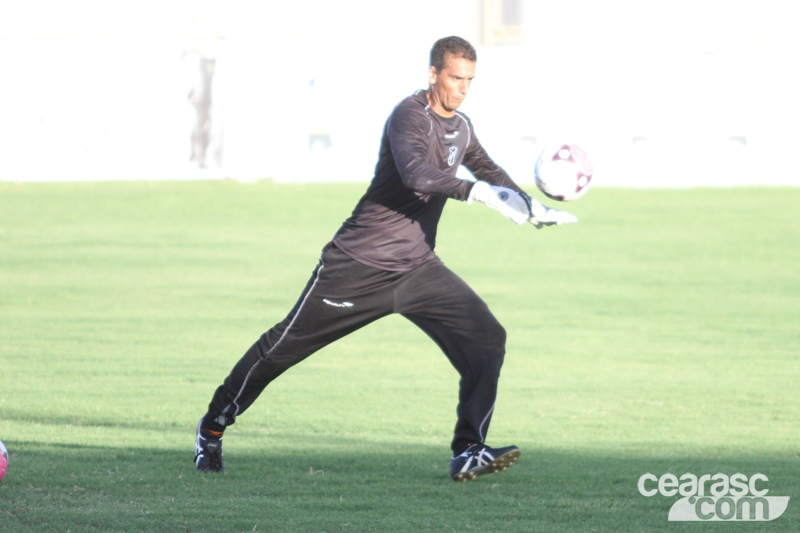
[195,36,576,481]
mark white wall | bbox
[1,0,798,186]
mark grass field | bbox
[1,180,798,532]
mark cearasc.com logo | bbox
[638,472,790,521]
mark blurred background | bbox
[1,0,798,186]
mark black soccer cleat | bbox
[194,419,225,473]
[450,443,520,481]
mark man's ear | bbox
[428,65,438,86]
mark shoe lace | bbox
[463,444,491,466]
[464,443,484,456]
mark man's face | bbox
[428,55,476,117]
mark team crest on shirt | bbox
[447,146,458,166]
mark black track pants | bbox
[205,242,506,453]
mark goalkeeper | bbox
[195,36,576,481]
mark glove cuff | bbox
[466,180,490,205]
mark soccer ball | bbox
[534,143,593,201]
[0,440,7,482]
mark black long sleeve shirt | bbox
[333,90,524,271]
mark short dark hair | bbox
[429,36,477,72]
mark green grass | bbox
[1,180,798,532]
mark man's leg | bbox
[395,258,519,480]
[394,258,507,455]
[196,244,398,469]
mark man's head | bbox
[429,36,477,72]
[427,36,477,118]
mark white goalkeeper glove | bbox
[467,181,531,225]
[467,181,578,228]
